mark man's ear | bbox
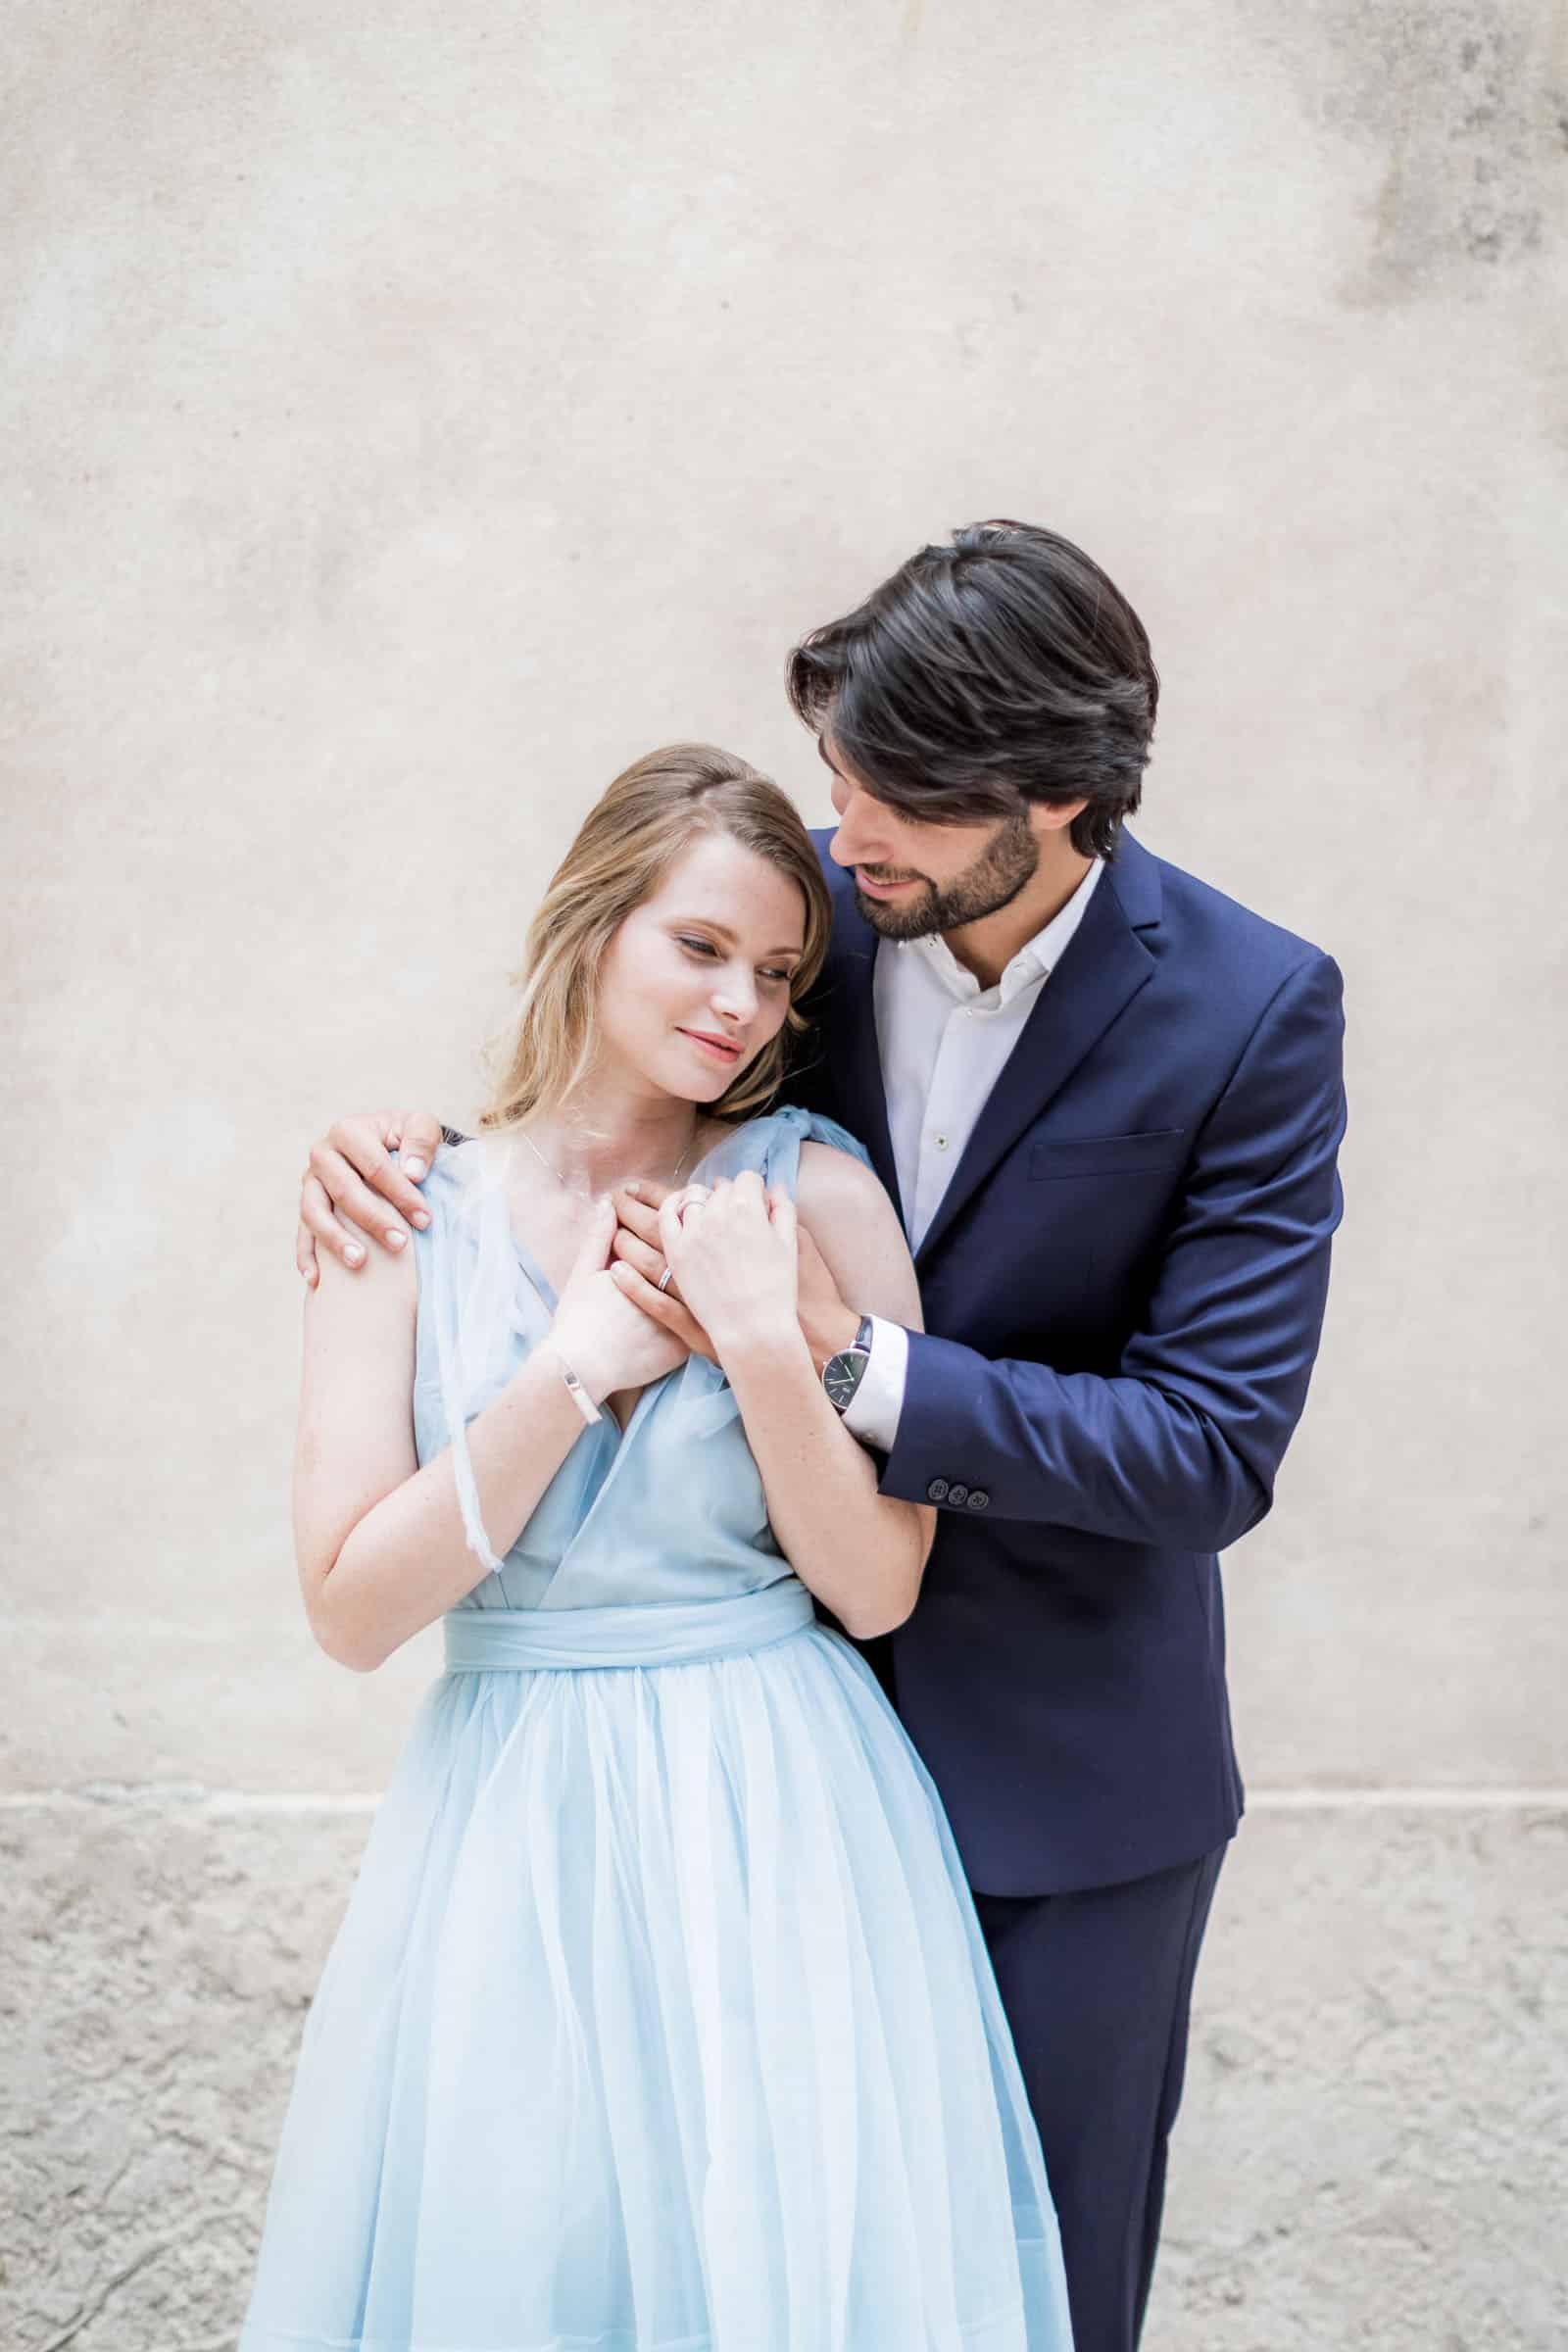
[1033,797,1090,838]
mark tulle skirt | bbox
[239,1595,1072,2351]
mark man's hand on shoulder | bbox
[296,1109,445,1288]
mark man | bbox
[296,521,1346,2349]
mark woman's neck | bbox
[523,1081,704,1197]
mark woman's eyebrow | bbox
[671,916,803,957]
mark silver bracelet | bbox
[545,1345,603,1426]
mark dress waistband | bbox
[441,1580,816,1674]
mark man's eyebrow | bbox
[671,916,804,957]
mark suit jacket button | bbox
[927,1478,950,1503]
[966,1489,990,1510]
[947,1483,969,1506]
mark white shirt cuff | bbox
[841,1316,909,1454]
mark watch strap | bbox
[823,1315,875,1413]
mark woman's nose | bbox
[710,964,758,1022]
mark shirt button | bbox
[927,1478,950,1503]
[966,1489,990,1511]
[947,1483,969,1506]
[933,1132,950,1152]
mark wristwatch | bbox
[822,1316,875,1415]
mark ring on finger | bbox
[657,1266,675,1295]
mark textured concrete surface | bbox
[3,1800,1563,2350]
[1152,1805,1568,2348]
[4,0,1566,2340]
[1,1801,362,2352]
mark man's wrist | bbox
[804,1301,863,1379]
[840,1316,909,1453]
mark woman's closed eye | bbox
[677,936,794,985]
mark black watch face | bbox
[823,1351,866,1411]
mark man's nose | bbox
[828,786,888,869]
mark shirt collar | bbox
[906,858,1103,1008]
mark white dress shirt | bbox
[842,858,1104,1452]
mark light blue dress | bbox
[240,1107,1073,2351]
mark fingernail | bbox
[624,1181,643,1199]
[344,1244,365,1267]
[402,1156,426,1182]
[411,1208,430,1229]
[385,1229,406,1250]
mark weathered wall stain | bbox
[1263,0,1567,303]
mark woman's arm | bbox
[296,1199,684,1671]
[657,1150,935,1640]
[294,1240,587,1671]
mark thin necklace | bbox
[516,1119,700,1202]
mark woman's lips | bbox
[856,870,921,900]
[678,1028,743,1063]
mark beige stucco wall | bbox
[4,3,1564,2344]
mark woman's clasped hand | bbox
[654,1171,801,1360]
[544,1195,693,1407]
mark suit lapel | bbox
[913,833,1163,1269]
[808,845,904,1220]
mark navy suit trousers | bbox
[973,1846,1228,2352]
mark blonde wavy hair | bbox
[478,744,833,1133]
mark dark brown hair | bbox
[786,520,1159,859]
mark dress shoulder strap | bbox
[407,1139,524,1575]
[692,1103,873,1198]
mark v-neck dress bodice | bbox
[239,1104,1072,2352]
[410,1110,829,1618]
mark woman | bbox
[240,744,1072,2351]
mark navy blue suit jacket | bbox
[789,827,1347,1896]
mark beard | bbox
[853,802,1041,940]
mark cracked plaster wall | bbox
[3,2,1565,2345]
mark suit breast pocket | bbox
[1028,1128,1189,1181]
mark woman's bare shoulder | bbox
[794,1139,917,1322]
[795,1135,889,1210]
